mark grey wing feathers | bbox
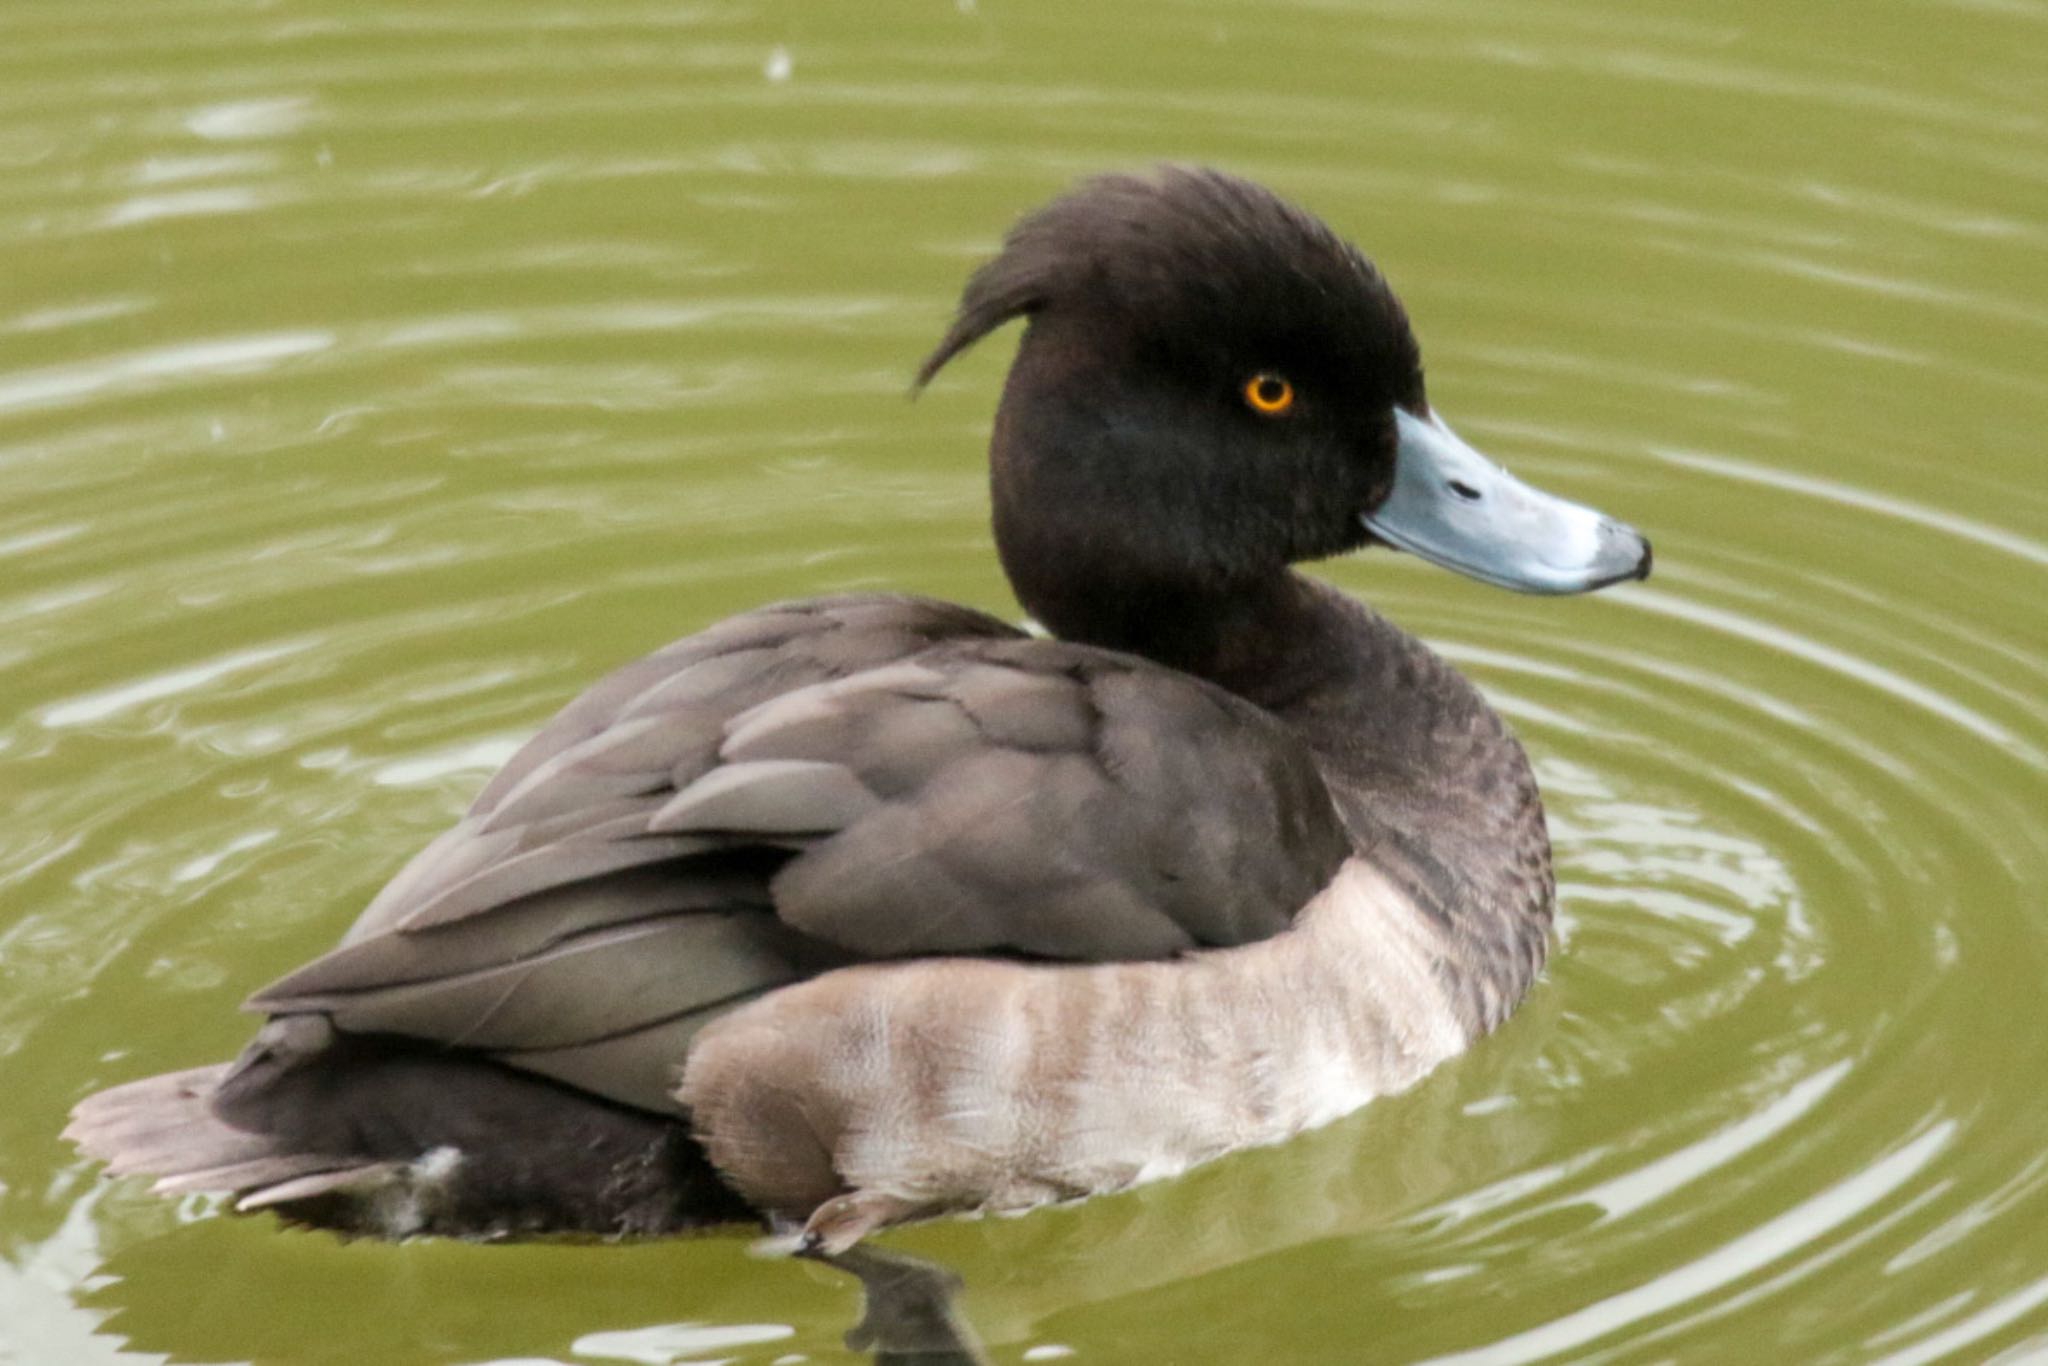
[721,639,1350,959]
[250,593,1349,1116]
[251,595,1018,1110]
[338,595,1016,946]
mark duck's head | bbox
[918,168,1650,630]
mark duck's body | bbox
[683,574,1541,1246]
[67,169,1646,1250]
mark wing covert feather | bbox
[720,638,1353,960]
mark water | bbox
[3,0,2045,1361]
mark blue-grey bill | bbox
[1362,408,1652,595]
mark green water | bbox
[4,0,2045,1361]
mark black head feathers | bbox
[916,166,1424,412]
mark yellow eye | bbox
[1244,373,1294,415]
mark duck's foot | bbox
[796,1189,926,1256]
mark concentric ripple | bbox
[3,0,2045,1362]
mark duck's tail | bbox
[64,1064,380,1209]
[65,1028,760,1239]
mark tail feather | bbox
[68,1065,267,1175]
[153,1154,367,1199]
[234,1164,401,1211]
[66,1033,760,1239]
[64,1064,371,1194]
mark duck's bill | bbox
[1362,408,1652,595]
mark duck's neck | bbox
[1008,561,1555,1032]
[1007,570,1324,708]
[1003,563,1463,785]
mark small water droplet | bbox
[764,46,793,83]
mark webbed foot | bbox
[797,1189,926,1256]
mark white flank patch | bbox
[412,1145,465,1184]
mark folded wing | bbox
[251,594,1350,1113]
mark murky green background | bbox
[4,0,2045,1361]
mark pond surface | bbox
[4,0,2045,1362]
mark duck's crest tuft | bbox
[916,166,1411,392]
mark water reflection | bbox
[0,332,335,416]
[70,1212,996,1366]
[1421,1122,1957,1366]
[824,1247,990,1366]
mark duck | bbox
[67,167,1649,1254]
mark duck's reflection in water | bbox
[818,1244,991,1365]
[70,1201,994,1365]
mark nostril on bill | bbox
[1448,480,1481,501]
